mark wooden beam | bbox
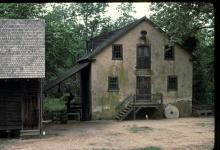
[58,83,61,93]
[133,95,136,120]
[40,79,43,134]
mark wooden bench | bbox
[67,112,81,121]
[194,109,214,117]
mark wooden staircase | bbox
[115,94,163,121]
[115,100,133,120]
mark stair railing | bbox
[133,93,163,104]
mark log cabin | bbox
[0,19,45,136]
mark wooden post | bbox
[58,83,61,93]
[161,93,163,106]
[133,95,136,120]
[40,79,43,134]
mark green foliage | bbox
[100,3,137,33]
[128,125,153,133]
[0,3,45,19]
[73,3,109,40]
[43,96,68,112]
[141,146,161,150]
[150,3,214,104]
[115,3,137,28]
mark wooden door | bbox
[136,45,151,69]
[22,94,39,130]
[136,76,151,101]
[0,80,22,130]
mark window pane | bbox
[165,45,174,60]
[108,77,119,90]
[112,44,123,59]
[168,76,177,90]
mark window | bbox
[164,45,174,60]
[112,44,123,60]
[168,76,177,91]
[136,45,150,69]
[108,76,119,91]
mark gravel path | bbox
[1,117,214,150]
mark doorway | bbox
[136,76,151,101]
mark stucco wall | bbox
[90,21,192,119]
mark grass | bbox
[128,125,153,133]
[140,146,162,150]
[43,95,68,112]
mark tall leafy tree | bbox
[115,3,137,28]
[100,3,137,33]
[43,4,85,80]
[0,3,45,19]
[150,2,214,104]
[72,3,109,41]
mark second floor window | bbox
[164,45,174,60]
[112,44,123,60]
[136,45,151,69]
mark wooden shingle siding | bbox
[0,19,45,78]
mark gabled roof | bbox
[77,16,192,63]
[0,19,45,79]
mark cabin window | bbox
[112,44,123,60]
[168,76,177,91]
[164,45,174,60]
[108,76,119,91]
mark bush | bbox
[43,95,68,112]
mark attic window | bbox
[164,45,174,60]
[141,30,147,36]
[112,44,123,60]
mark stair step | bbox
[121,109,129,112]
[20,130,40,137]
[119,111,128,115]
[115,116,121,120]
[122,108,131,110]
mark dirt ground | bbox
[1,117,214,150]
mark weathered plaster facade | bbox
[90,21,192,119]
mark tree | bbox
[43,4,85,80]
[72,3,109,41]
[115,3,137,29]
[150,2,214,104]
[100,3,137,33]
[0,3,45,19]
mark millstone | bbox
[164,104,179,119]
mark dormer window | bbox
[112,44,123,60]
[164,45,174,60]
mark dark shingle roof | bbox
[77,16,192,63]
[0,19,45,78]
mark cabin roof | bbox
[77,16,192,63]
[0,19,45,79]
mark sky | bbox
[46,3,152,19]
[107,3,151,20]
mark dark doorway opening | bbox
[80,64,92,121]
[136,76,151,101]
